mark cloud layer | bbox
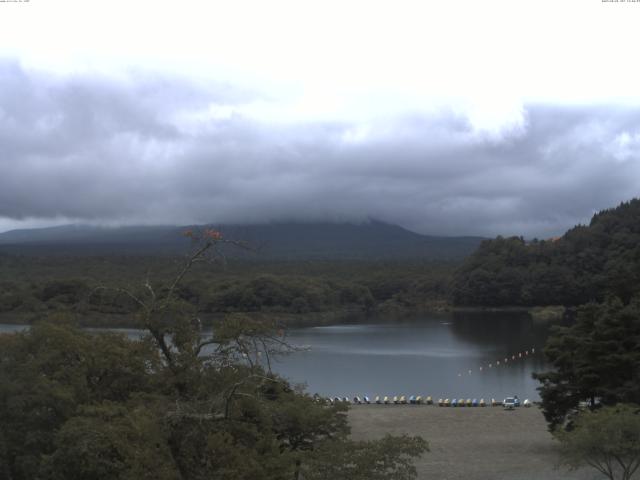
[1,60,639,237]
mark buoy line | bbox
[456,347,538,378]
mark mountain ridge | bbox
[0,221,485,260]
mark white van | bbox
[503,397,516,410]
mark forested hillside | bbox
[452,199,640,307]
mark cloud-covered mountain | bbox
[0,221,484,260]
[1,61,639,238]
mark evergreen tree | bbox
[534,297,640,430]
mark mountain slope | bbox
[0,221,484,260]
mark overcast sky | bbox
[0,0,639,237]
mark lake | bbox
[274,311,550,401]
[0,311,552,401]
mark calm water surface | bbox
[0,311,552,400]
[274,312,551,400]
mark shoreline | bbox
[0,304,566,328]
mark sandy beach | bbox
[348,405,601,480]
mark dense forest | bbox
[0,255,454,326]
[452,199,640,307]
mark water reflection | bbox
[274,312,552,400]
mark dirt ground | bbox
[348,405,602,480]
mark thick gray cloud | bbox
[1,60,639,237]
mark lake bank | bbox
[0,308,368,328]
[0,303,566,329]
[348,405,598,480]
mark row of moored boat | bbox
[327,396,532,407]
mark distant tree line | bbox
[0,257,454,325]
